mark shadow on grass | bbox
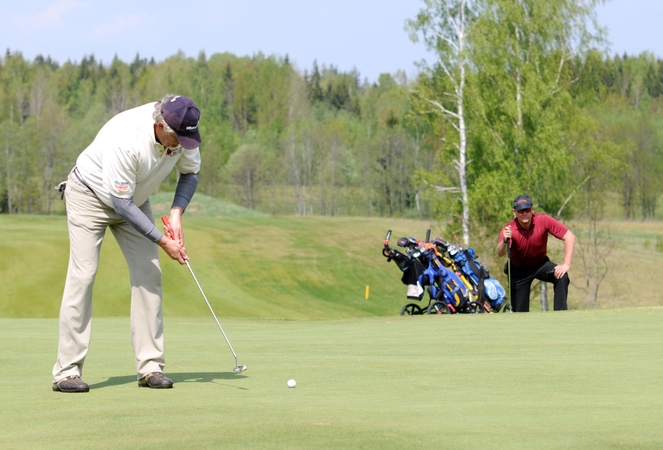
[88,372,247,389]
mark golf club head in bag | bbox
[397,237,418,249]
[431,237,450,252]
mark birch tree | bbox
[470,0,606,213]
[407,0,473,245]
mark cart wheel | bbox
[467,301,485,313]
[427,301,449,315]
[400,303,424,316]
[501,303,512,313]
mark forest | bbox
[1,0,662,245]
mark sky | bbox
[1,0,662,84]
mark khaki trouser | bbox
[52,170,165,382]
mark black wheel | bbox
[466,301,484,313]
[401,303,424,316]
[501,303,512,313]
[427,301,449,315]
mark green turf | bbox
[2,307,662,449]
[0,212,433,318]
[4,189,663,320]
[150,192,269,218]
[4,212,663,319]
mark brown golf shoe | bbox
[138,372,173,389]
[53,375,90,393]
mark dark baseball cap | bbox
[513,195,533,211]
[162,95,201,150]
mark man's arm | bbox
[111,196,162,242]
[167,172,199,245]
[171,172,198,212]
[111,195,188,264]
[553,230,575,279]
[496,225,512,257]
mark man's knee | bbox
[553,273,570,287]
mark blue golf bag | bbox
[418,246,469,312]
[448,246,507,311]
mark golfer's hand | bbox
[554,264,570,279]
[158,236,189,265]
[503,225,512,241]
[166,211,185,245]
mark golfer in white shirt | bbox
[52,94,202,392]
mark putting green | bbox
[2,307,662,449]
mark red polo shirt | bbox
[499,214,568,269]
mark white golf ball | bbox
[287,379,297,388]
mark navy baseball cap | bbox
[513,195,533,211]
[162,95,201,149]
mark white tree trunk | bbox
[457,14,470,246]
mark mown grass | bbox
[3,195,663,448]
[0,216,430,318]
[2,210,663,318]
[0,202,436,318]
[3,191,663,318]
[1,308,662,449]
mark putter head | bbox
[234,365,247,373]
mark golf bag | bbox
[418,243,469,311]
[383,230,474,315]
[382,232,422,297]
[448,246,507,311]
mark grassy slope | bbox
[1,308,662,449]
[2,193,663,319]
[0,194,433,318]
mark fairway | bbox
[2,308,662,449]
[3,214,663,320]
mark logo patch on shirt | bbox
[114,181,130,192]
[166,147,182,157]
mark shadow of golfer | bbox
[88,372,247,389]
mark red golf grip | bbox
[161,216,175,240]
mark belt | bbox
[73,167,95,194]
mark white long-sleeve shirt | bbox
[76,102,201,209]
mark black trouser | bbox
[505,257,569,312]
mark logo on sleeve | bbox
[114,181,130,192]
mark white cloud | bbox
[30,0,85,31]
[87,13,150,39]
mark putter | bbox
[507,237,513,313]
[161,216,247,373]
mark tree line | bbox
[0,50,435,220]
[1,0,662,245]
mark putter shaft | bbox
[160,216,245,371]
[184,260,242,366]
